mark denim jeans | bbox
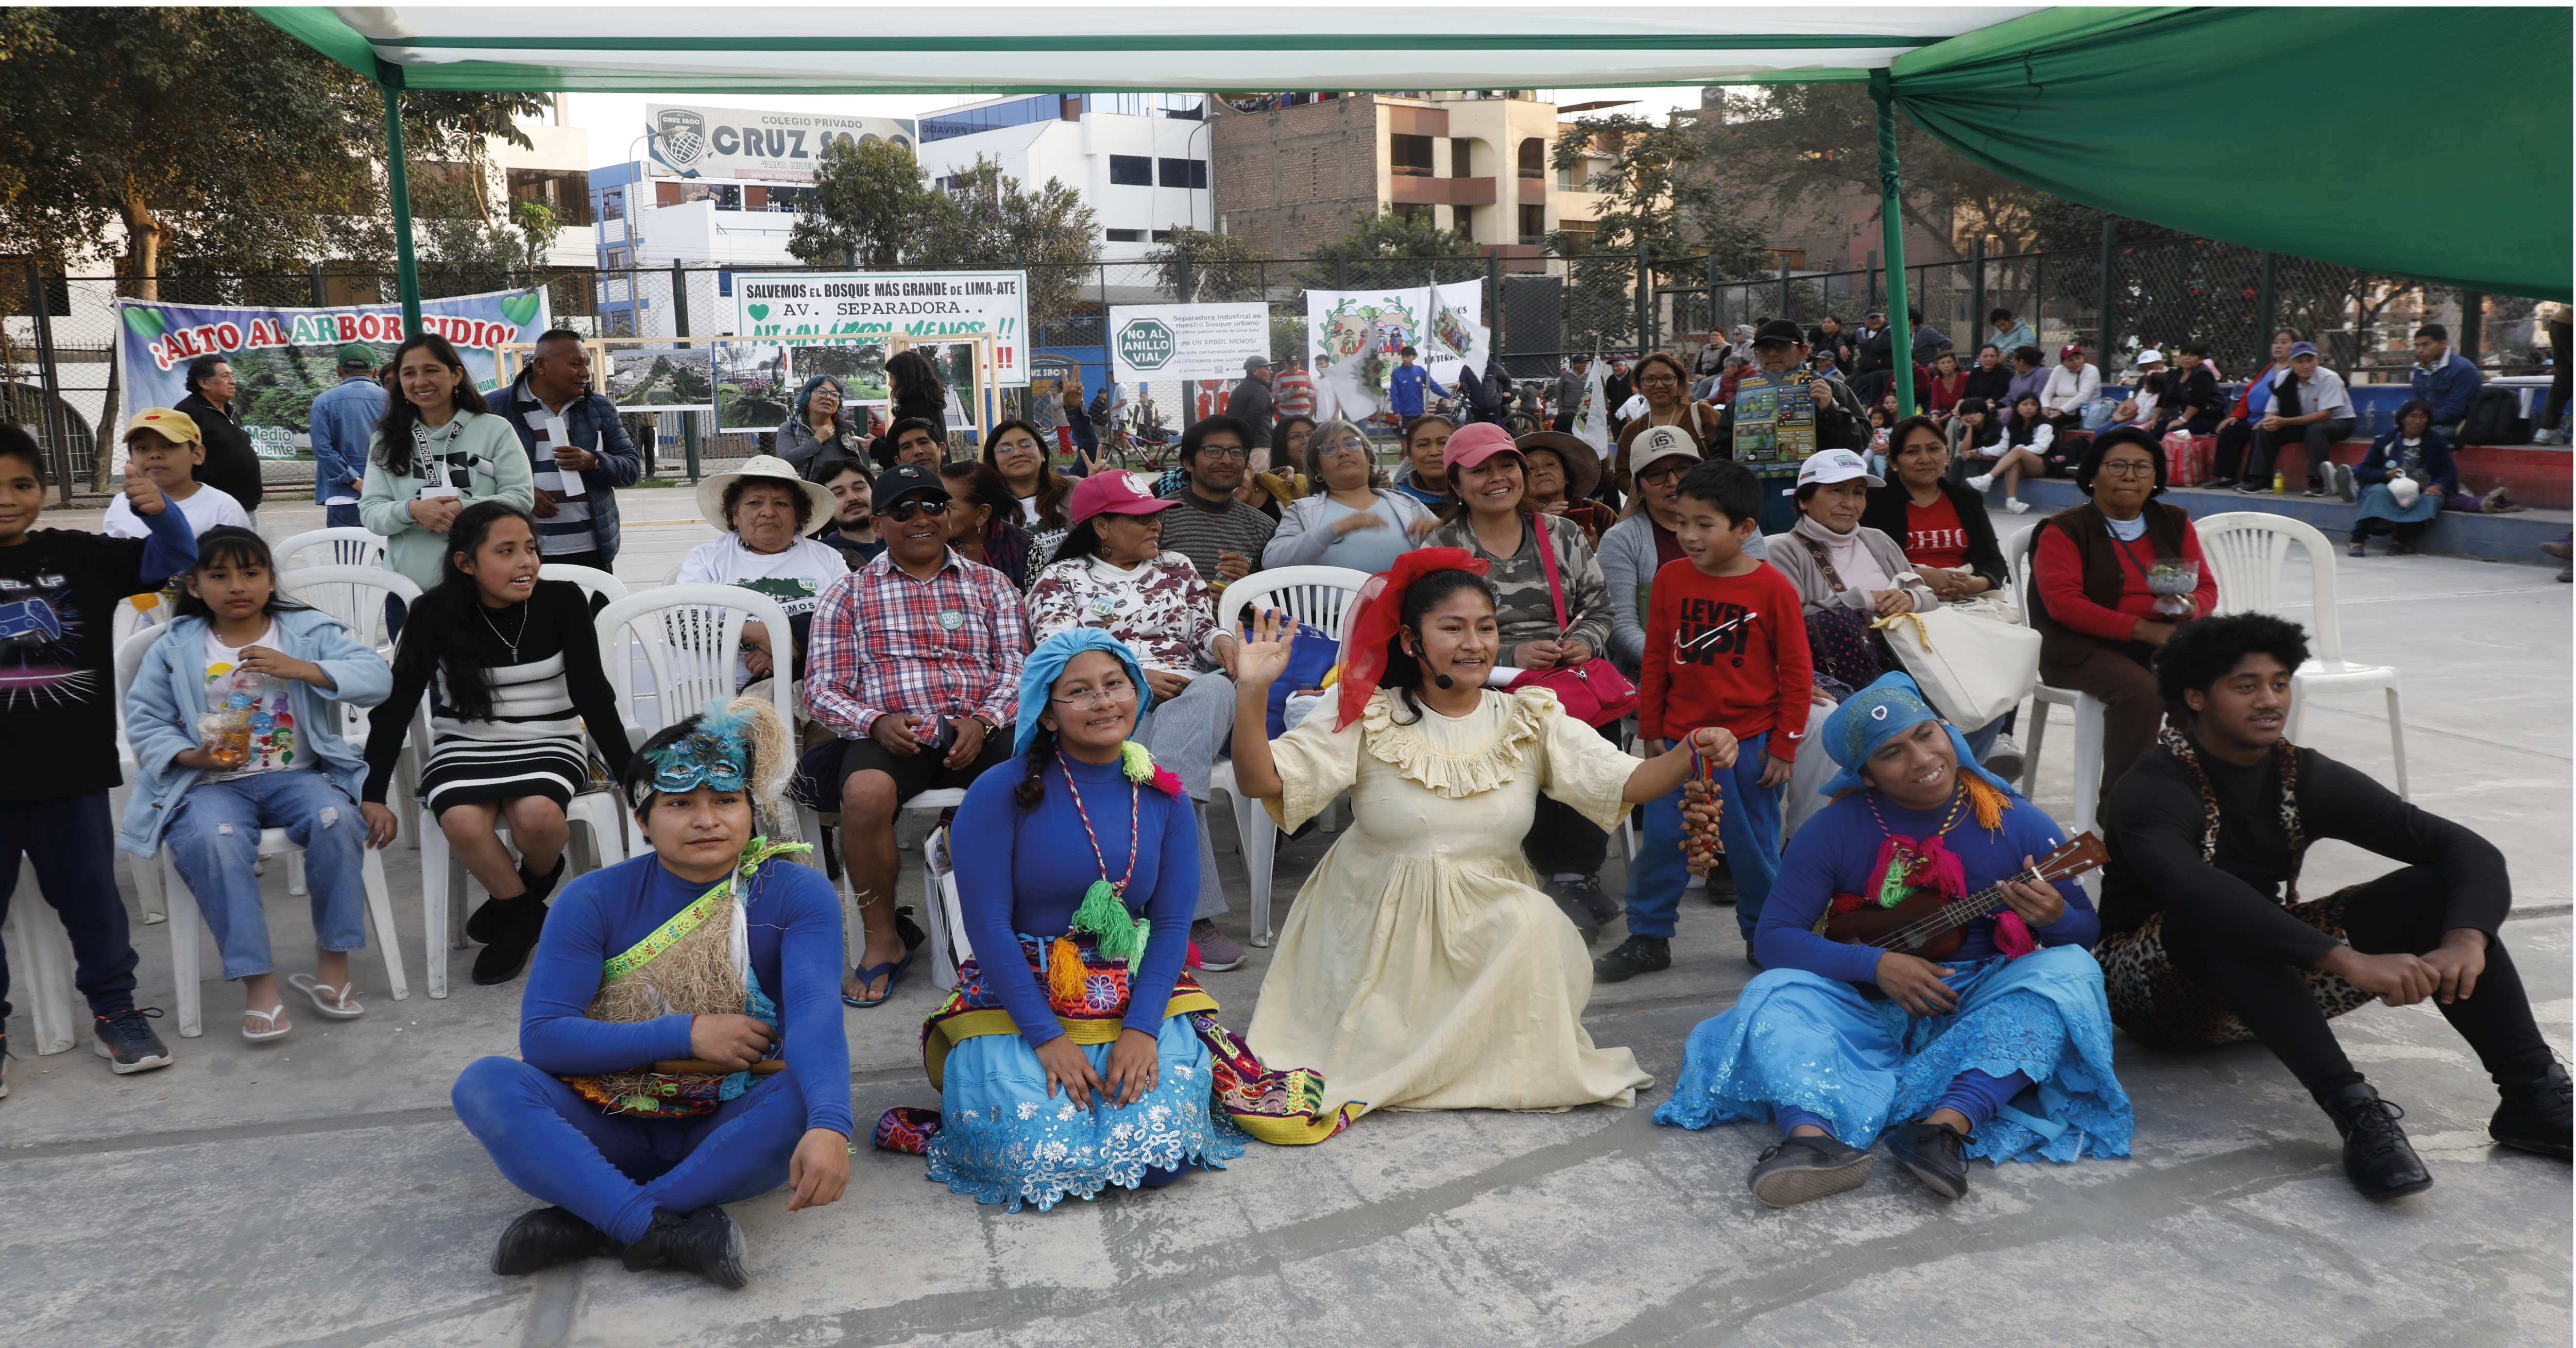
[163,770,369,980]
[1622,731,1785,944]
[323,502,363,528]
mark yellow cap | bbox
[124,407,201,443]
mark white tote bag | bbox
[1871,608,2041,731]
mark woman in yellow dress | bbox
[1227,549,1735,1117]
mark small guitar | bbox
[1817,832,2108,960]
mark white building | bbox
[915,93,1213,261]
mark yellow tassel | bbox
[1047,937,1086,1005]
[1964,774,2006,830]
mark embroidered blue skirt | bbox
[926,1012,1248,1213]
[1654,946,2135,1164]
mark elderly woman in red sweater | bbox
[2028,428,2219,814]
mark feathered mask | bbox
[637,696,796,830]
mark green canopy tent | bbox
[264,4,2572,419]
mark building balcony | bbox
[1389,175,1497,207]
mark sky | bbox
[560,88,1702,167]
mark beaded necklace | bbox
[1057,751,1140,897]
[1057,750,1153,966]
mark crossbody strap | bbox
[1530,513,1570,634]
[1795,532,1850,594]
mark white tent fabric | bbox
[274,4,2045,92]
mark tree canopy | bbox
[1295,209,1485,291]
[1147,226,1267,303]
[1698,84,2028,261]
[790,145,1099,327]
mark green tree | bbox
[1698,85,2032,259]
[1548,113,1768,347]
[912,155,1100,330]
[0,7,543,289]
[1295,209,1483,292]
[1147,226,1268,302]
[788,138,944,269]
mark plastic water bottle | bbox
[2272,470,2286,494]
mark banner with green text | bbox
[733,269,1029,387]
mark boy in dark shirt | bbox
[2099,613,2568,1199]
[1598,459,1813,981]
[0,424,197,1089]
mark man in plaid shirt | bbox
[805,464,1029,1005]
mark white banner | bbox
[1305,285,1489,421]
[645,104,916,182]
[1108,302,1271,384]
[735,270,1030,387]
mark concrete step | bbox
[1985,476,2570,566]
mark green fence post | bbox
[378,76,423,338]
[1869,71,1914,418]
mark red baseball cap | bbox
[1067,470,1179,526]
[2059,343,2086,359]
[1442,422,1522,474]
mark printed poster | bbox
[735,270,1029,387]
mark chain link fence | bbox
[5,242,2555,498]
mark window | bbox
[763,185,816,214]
[1451,139,1474,177]
[599,186,624,221]
[1108,155,1153,186]
[1453,206,1474,239]
[920,94,1060,142]
[1092,93,1206,120]
[1157,157,1207,189]
[1389,134,1434,178]
[1518,204,1546,246]
[506,167,593,226]
[683,183,741,211]
[1106,228,1147,243]
[604,247,628,271]
[1518,137,1546,179]
[1392,202,1433,225]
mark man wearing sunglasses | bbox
[806,464,1029,1009]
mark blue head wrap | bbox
[1817,671,2018,799]
[1015,629,1156,757]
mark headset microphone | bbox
[1433,673,1456,689]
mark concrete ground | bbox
[4,491,2569,1346]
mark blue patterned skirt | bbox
[926,1012,1248,1213]
[1654,946,2134,1164]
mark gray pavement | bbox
[4,492,2569,1346]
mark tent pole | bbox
[1870,71,1914,418]
[378,78,422,338]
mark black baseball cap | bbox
[1752,318,1806,346]
[874,463,945,506]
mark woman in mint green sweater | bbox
[358,334,533,592]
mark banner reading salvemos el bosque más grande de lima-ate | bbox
[733,270,1029,386]
[115,288,551,441]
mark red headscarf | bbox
[1335,548,1491,730]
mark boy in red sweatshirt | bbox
[1597,459,1814,981]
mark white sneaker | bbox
[2005,498,2031,514]
[1966,473,1995,493]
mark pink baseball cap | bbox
[1442,421,1522,474]
[1067,470,1178,526]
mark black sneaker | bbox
[93,1008,174,1075]
[472,902,548,986]
[1593,934,1670,983]
[1702,859,1739,907]
[619,1206,748,1290]
[1887,1118,1972,1200]
[2321,1081,2433,1199]
[1747,1134,1876,1207]
[2490,1062,2573,1161]
[493,1205,610,1276]
[1557,874,1617,928]
[2202,477,2238,489]
[2302,484,2325,497]
[2348,541,2367,558]
[1547,879,1604,945]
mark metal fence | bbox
[3,241,2553,498]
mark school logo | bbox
[656,109,709,169]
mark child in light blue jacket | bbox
[121,527,393,1042]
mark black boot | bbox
[2490,1061,2573,1161]
[2321,1081,2433,1199]
[619,1207,748,1290]
[471,899,549,986]
[1592,934,1670,984]
[492,1205,609,1275]
[464,895,534,945]
[517,854,568,906]
[1887,1119,1971,1200]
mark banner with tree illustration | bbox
[114,288,549,454]
[1304,286,1489,421]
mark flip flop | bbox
[242,1005,293,1042]
[842,947,916,1009]
[288,972,365,1019]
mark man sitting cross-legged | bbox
[1657,672,2133,1207]
[804,463,1027,1007]
[451,698,849,1290]
[2098,613,2570,1199]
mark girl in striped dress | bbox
[362,502,632,986]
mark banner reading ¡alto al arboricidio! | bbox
[116,288,549,445]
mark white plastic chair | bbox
[540,563,629,606]
[280,566,425,858]
[111,627,173,924]
[2005,525,2106,841]
[1212,565,1372,945]
[275,527,387,571]
[112,629,410,1039]
[6,859,92,1054]
[920,824,976,991]
[2192,512,2407,797]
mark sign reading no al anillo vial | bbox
[1109,302,1271,384]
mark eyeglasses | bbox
[2096,460,2158,477]
[879,496,952,521]
[1194,445,1249,462]
[1051,677,1138,711]
[1639,374,1679,387]
[1321,437,1370,456]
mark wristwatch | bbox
[970,713,998,735]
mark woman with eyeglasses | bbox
[1021,472,1250,969]
[1611,351,1716,498]
[1264,417,1439,573]
[2028,428,2219,814]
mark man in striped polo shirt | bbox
[1154,416,1276,587]
[500,330,642,574]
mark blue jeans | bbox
[1963,718,2004,762]
[323,502,363,528]
[163,771,368,980]
[453,1056,808,1244]
[1623,730,1784,943]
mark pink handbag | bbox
[1507,516,1639,727]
